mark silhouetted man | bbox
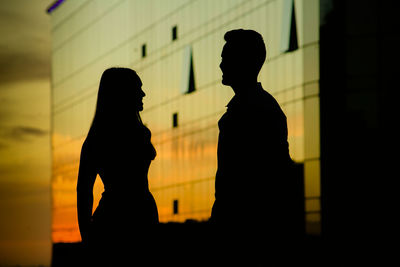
[211,29,295,260]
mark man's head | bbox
[220,29,266,87]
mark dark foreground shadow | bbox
[52,222,321,267]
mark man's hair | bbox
[224,29,266,73]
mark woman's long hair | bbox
[87,67,143,141]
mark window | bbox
[280,0,298,53]
[172,25,178,41]
[173,199,179,214]
[181,45,195,94]
[141,44,147,58]
[172,113,178,128]
[141,43,147,58]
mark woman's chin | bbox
[221,76,231,86]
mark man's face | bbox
[220,43,241,86]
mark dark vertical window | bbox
[172,113,178,128]
[181,45,195,94]
[187,52,195,93]
[288,2,298,51]
[172,25,178,41]
[141,43,146,58]
[173,199,179,214]
[281,0,298,52]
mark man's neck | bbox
[231,80,259,96]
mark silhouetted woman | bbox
[77,68,158,264]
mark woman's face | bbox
[133,79,146,111]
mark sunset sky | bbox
[0,1,52,266]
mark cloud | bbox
[12,126,48,136]
[0,125,48,142]
[0,141,7,150]
[0,0,50,85]
[0,180,50,201]
[0,50,50,84]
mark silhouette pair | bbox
[77,29,296,266]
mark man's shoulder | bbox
[253,87,284,115]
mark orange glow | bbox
[51,134,104,243]
[51,126,218,241]
[52,110,306,242]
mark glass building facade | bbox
[49,0,321,243]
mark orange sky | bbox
[0,1,52,266]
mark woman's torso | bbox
[87,124,158,227]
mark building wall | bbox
[50,0,320,243]
[319,0,398,240]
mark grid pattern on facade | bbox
[50,0,321,243]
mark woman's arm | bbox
[76,143,97,243]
